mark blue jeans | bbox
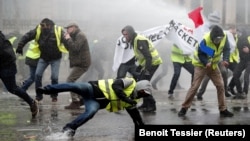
[44,82,100,130]
[35,58,61,100]
[22,65,36,91]
[168,61,194,94]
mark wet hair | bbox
[121,25,136,38]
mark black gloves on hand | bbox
[141,69,150,76]
[136,65,143,73]
[16,46,23,55]
[130,100,137,105]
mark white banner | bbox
[112,25,169,72]
[165,20,199,55]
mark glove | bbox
[142,69,150,75]
[127,99,137,105]
[16,46,23,55]
[136,65,142,73]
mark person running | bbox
[0,31,38,117]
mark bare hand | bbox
[64,33,71,40]
[221,61,229,67]
[206,62,212,69]
[242,46,249,53]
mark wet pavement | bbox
[0,88,250,141]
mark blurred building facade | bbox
[0,0,249,34]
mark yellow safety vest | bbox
[9,36,25,60]
[171,45,192,63]
[35,25,68,53]
[25,40,40,59]
[98,78,138,112]
[133,35,162,68]
[229,35,239,63]
[192,32,227,70]
[8,36,17,45]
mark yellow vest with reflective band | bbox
[133,35,162,68]
[229,35,239,63]
[8,36,17,45]
[9,36,25,59]
[36,25,68,53]
[25,40,40,59]
[192,32,227,70]
[171,45,192,63]
[98,78,138,112]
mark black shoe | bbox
[79,98,84,106]
[225,92,232,97]
[228,87,236,95]
[137,104,146,110]
[178,108,187,117]
[36,87,50,95]
[220,109,234,117]
[62,127,75,137]
[197,95,203,101]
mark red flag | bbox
[188,7,204,28]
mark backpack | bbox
[0,31,16,68]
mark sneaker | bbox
[178,108,187,117]
[62,127,75,137]
[30,100,39,117]
[220,109,234,117]
[141,106,156,112]
[233,92,247,99]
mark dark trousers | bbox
[168,61,194,94]
[233,60,250,94]
[137,65,159,108]
[0,64,33,106]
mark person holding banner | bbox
[168,44,194,99]
[178,25,234,117]
[121,25,163,112]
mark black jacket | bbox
[0,31,16,69]
[18,25,68,61]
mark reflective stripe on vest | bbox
[133,35,162,68]
[192,32,227,70]
[171,45,192,63]
[98,78,137,112]
[8,36,17,45]
[25,40,40,59]
[36,25,68,53]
